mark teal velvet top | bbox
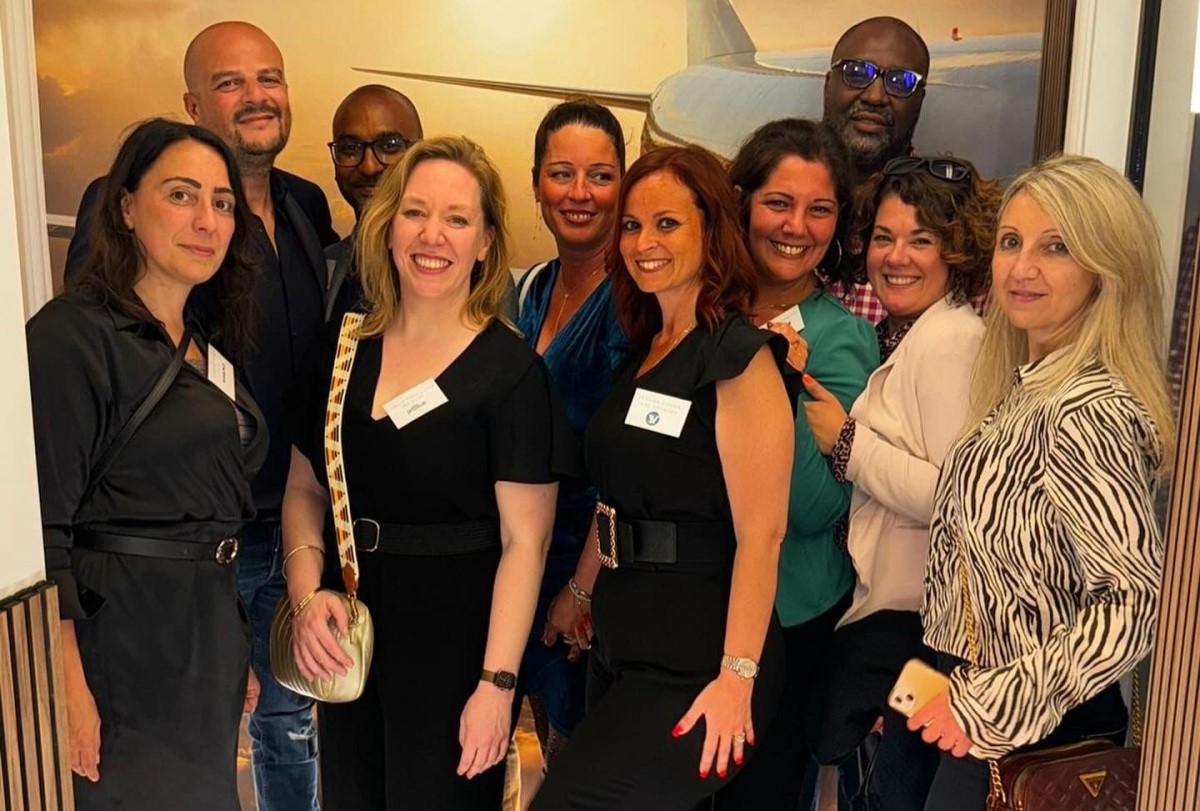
[776,290,879,627]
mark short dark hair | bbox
[834,16,930,73]
[609,145,758,349]
[532,96,627,186]
[70,118,256,359]
[728,118,856,285]
[850,156,1001,303]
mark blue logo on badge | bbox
[646,411,661,426]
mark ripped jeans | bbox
[238,520,319,811]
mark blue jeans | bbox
[237,521,319,811]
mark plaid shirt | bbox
[827,281,990,325]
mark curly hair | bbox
[70,117,257,360]
[727,118,856,286]
[849,156,1001,303]
[609,145,758,349]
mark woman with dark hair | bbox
[514,97,630,771]
[804,155,1000,809]
[715,118,878,810]
[530,145,795,810]
[27,117,264,810]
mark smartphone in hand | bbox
[888,658,950,718]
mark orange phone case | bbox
[888,658,950,718]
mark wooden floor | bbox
[236,701,546,810]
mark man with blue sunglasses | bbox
[823,17,930,181]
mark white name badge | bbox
[207,344,237,402]
[382,379,449,430]
[624,387,692,438]
[767,305,805,333]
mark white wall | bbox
[0,0,49,601]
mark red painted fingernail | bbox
[734,755,743,766]
[803,374,814,384]
[699,769,709,779]
[671,725,683,738]
[718,769,728,779]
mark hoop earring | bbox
[822,237,844,273]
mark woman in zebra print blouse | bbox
[915,155,1174,809]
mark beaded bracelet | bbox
[830,417,857,483]
[567,577,592,604]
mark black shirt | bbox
[244,172,327,513]
[26,293,268,619]
[286,319,575,527]
[64,169,338,517]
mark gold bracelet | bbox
[290,588,320,619]
[282,544,325,580]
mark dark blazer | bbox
[64,168,339,283]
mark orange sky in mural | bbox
[34,0,1043,276]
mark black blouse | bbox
[584,312,791,523]
[26,293,267,619]
[285,318,575,525]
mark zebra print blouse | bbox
[922,354,1162,759]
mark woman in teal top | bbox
[715,118,878,810]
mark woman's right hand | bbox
[66,674,101,782]
[541,584,589,660]
[291,590,354,682]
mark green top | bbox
[776,290,879,627]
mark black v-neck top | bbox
[584,312,791,524]
[286,318,575,524]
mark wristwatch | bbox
[480,669,517,690]
[721,654,760,680]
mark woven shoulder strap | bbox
[326,313,365,597]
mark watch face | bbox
[492,670,517,690]
[737,661,758,678]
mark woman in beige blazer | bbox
[801,156,1001,810]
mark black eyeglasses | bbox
[883,156,972,183]
[831,58,925,99]
[327,135,414,168]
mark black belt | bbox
[353,518,500,556]
[76,531,240,564]
[595,503,735,569]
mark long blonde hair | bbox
[971,154,1173,472]
[356,135,512,336]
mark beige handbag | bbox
[270,313,375,703]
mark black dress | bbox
[530,313,789,811]
[286,318,572,811]
[27,294,266,811]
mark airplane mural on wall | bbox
[358,0,1042,181]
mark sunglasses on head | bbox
[882,156,972,183]
[831,58,925,99]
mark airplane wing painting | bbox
[356,0,1042,180]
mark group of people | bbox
[27,13,1169,811]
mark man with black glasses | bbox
[325,84,423,323]
[821,16,930,324]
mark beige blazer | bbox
[838,296,984,628]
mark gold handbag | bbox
[270,313,375,703]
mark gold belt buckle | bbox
[595,502,619,569]
[214,537,239,564]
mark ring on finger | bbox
[732,733,746,744]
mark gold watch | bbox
[721,654,760,680]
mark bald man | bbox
[325,85,423,322]
[63,22,334,811]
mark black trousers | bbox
[71,549,249,811]
[530,564,784,811]
[712,588,853,810]
[923,654,1129,811]
[318,547,513,811]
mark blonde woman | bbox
[915,155,1172,809]
[281,136,569,810]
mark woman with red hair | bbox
[530,145,795,810]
